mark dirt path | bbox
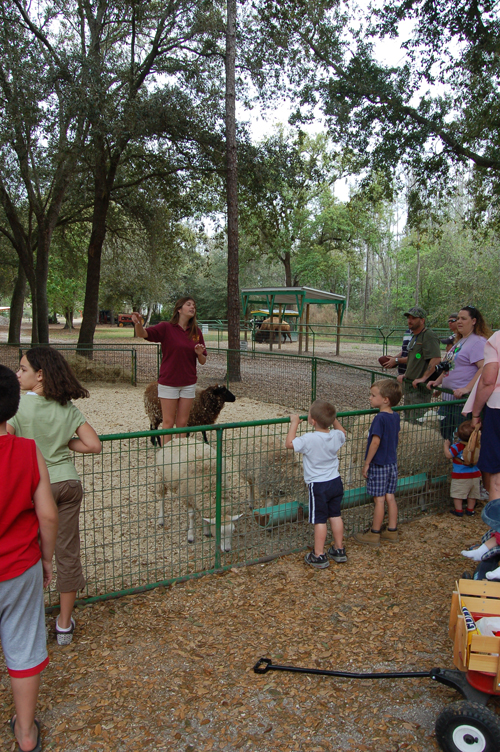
[1,513,496,752]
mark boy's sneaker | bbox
[327,546,347,562]
[304,552,330,569]
[56,616,75,646]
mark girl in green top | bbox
[8,348,101,645]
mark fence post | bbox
[214,428,223,570]
[311,357,317,403]
[131,350,137,386]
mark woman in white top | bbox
[465,330,500,500]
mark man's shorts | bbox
[366,463,398,497]
[158,383,196,399]
[308,477,344,524]
[0,561,49,677]
[450,476,481,500]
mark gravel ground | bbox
[1,512,498,752]
[2,338,488,752]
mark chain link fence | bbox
[0,342,161,385]
[43,398,459,606]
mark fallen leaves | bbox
[0,512,485,751]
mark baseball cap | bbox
[404,306,427,318]
[448,313,458,321]
[481,499,500,533]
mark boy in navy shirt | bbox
[354,379,402,547]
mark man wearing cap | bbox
[383,307,441,422]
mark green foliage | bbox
[249,0,500,214]
[99,203,199,312]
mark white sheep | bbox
[155,438,243,552]
[229,429,306,509]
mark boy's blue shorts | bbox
[308,477,344,524]
[366,463,398,497]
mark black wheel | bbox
[435,701,500,752]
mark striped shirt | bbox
[449,441,481,479]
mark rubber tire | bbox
[435,701,500,752]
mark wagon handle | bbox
[253,657,431,679]
[253,659,493,705]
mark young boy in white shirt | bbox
[286,400,346,569]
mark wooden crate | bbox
[449,579,500,691]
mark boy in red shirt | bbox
[0,365,58,752]
[444,420,482,516]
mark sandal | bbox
[9,717,42,752]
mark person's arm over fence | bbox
[471,362,500,427]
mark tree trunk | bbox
[363,243,369,326]
[8,261,26,345]
[35,229,50,344]
[225,0,241,381]
[282,251,293,287]
[78,146,119,350]
[414,232,420,306]
[64,309,74,329]
[345,262,350,315]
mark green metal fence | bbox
[199,321,451,356]
[45,398,461,607]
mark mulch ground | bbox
[2,510,499,752]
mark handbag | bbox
[462,426,481,466]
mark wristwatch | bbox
[395,358,399,364]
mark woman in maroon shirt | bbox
[132,297,207,444]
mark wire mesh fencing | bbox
[197,349,390,412]
[0,342,162,385]
[45,399,461,606]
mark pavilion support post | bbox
[336,306,341,356]
[298,308,305,354]
[269,302,274,351]
[305,304,310,352]
[278,304,282,350]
